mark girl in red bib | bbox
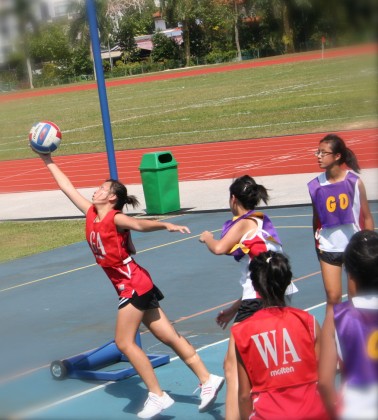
[37,153,224,419]
[232,251,328,420]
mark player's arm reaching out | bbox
[37,153,190,235]
[114,212,190,234]
[199,218,257,255]
[37,153,92,215]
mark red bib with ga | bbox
[86,206,130,267]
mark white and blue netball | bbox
[29,121,62,154]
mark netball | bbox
[29,121,62,154]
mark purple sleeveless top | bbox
[221,211,281,261]
[334,299,378,386]
[307,172,359,228]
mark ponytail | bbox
[344,148,361,173]
[230,175,269,210]
[124,194,139,209]
[250,251,292,308]
[106,179,140,211]
[320,134,361,173]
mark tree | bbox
[111,0,156,35]
[106,0,149,30]
[116,21,140,62]
[280,0,295,53]
[1,0,40,88]
[71,45,94,76]
[252,0,314,54]
[198,0,235,53]
[160,0,202,66]
[69,0,113,78]
[151,31,181,62]
[29,23,72,65]
[114,1,157,62]
[187,18,210,59]
[211,0,247,61]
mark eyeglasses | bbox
[314,150,334,158]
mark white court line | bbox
[12,339,231,419]
[305,294,347,312]
[12,300,326,419]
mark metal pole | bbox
[85,0,118,179]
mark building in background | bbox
[101,11,183,65]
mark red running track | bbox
[0,128,377,194]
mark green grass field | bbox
[0,50,377,263]
[0,52,377,161]
[0,220,86,263]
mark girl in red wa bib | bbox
[232,251,328,420]
[308,134,374,316]
[37,153,224,419]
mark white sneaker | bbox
[137,391,175,419]
[198,374,225,412]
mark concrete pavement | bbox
[0,168,377,220]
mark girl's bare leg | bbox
[115,304,163,395]
[143,307,210,384]
[223,333,240,420]
[319,260,343,316]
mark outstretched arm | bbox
[199,218,257,255]
[318,306,338,419]
[38,153,92,214]
[114,212,190,234]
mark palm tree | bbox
[69,0,113,79]
[160,0,200,67]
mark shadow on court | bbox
[1,204,377,419]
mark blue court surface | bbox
[1,204,377,419]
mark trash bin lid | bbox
[139,151,178,170]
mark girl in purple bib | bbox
[308,134,374,315]
[199,175,296,420]
[319,230,378,419]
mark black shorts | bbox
[118,285,164,310]
[234,298,264,323]
[316,249,344,267]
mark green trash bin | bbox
[139,151,180,214]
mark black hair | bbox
[106,179,140,211]
[320,134,361,173]
[229,175,269,210]
[344,230,378,293]
[250,251,293,308]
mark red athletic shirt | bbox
[232,307,327,419]
[85,206,153,298]
[86,206,130,267]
